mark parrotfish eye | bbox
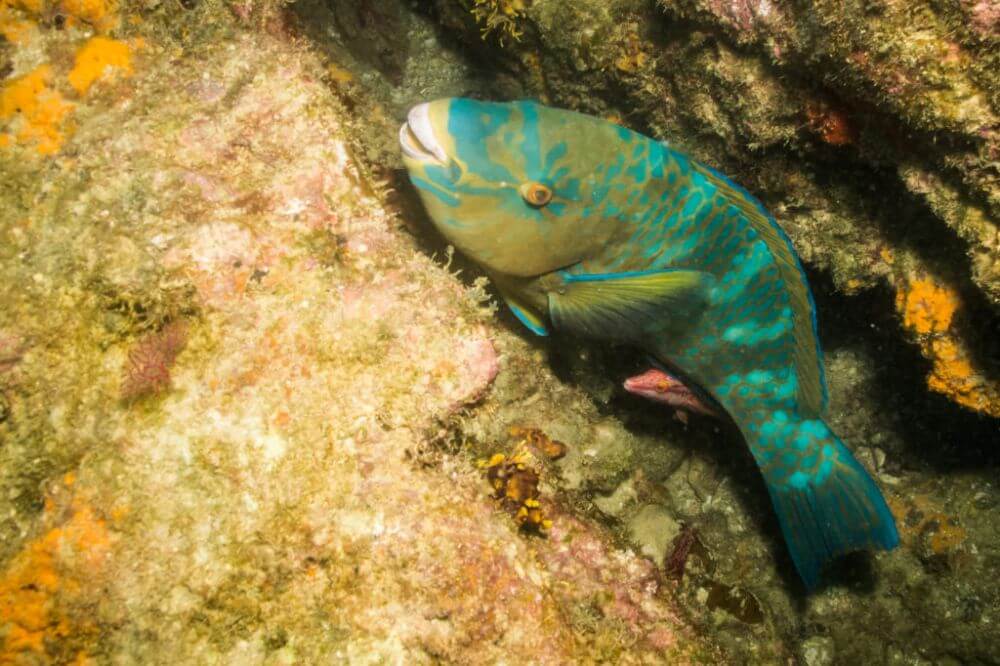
[519,182,553,208]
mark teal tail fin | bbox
[749,414,899,589]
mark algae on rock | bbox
[287,0,1000,663]
[2,0,998,663]
[0,0,719,661]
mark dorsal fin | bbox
[690,161,828,416]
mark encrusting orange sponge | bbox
[0,64,75,154]
[68,36,132,95]
[895,275,999,417]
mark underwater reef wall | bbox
[0,0,997,663]
[0,0,719,661]
[288,0,999,663]
[416,0,1000,418]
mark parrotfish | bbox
[399,98,899,589]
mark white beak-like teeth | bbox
[400,123,434,161]
[403,103,448,163]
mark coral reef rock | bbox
[287,0,999,662]
[2,0,998,663]
[0,3,714,662]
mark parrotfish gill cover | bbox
[399,98,900,590]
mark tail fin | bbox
[748,414,899,589]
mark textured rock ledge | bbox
[288,0,999,663]
[0,5,714,662]
[1,1,998,664]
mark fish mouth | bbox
[400,103,448,164]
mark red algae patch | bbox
[120,321,189,401]
[805,101,858,147]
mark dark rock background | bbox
[289,0,1000,662]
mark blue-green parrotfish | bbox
[399,98,899,589]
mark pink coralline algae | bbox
[703,0,781,37]
[120,321,189,401]
[444,335,499,411]
[540,517,686,652]
[967,0,1000,37]
[0,331,27,375]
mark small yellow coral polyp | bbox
[0,0,41,19]
[0,16,34,44]
[68,36,132,95]
[60,0,118,31]
[896,277,959,335]
[1,0,118,34]
[0,65,75,155]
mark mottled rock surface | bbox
[288,0,999,663]
[2,0,998,664]
[0,3,715,662]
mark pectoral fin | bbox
[547,269,714,342]
[493,279,550,336]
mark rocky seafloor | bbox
[0,0,997,664]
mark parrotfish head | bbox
[400,98,636,277]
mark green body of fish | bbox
[399,98,898,588]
